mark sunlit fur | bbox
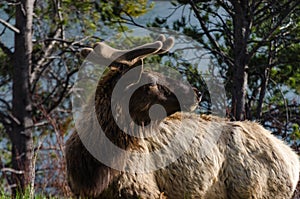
[65,36,299,199]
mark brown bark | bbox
[256,45,274,120]
[231,0,251,121]
[10,0,35,194]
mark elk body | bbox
[65,35,299,199]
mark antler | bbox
[81,35,174,66]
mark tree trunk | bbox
[10,0,34,194]
[256,33,276,120]
[231,1,250,121]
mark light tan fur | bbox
[66,36,299,198]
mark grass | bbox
[0,189,63,199]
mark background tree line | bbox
[0,0,299,197]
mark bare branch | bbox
[209,10,233,41]
[24,120,49,130]
[1,168,24,175]
[0,111,11,127]
[120,15,146,29]
[0,18,20,34]
[0,40,13,59]
[249,0,300,59]
[0,98,11,110]
[30,28,62,85]
[31,35,91,93]
[189,1,234,66]
[216,0,234,17]
[47,69,77,114]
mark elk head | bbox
[81,35,198,131]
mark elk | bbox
[65,35,299,199]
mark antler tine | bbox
[156,36,174,54]
[81,41,163,66]
[80,42,125,66]
[117,41,163,65]
[137,35,174,60]
[157,34,166,42]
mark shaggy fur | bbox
[65,36,299,199]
